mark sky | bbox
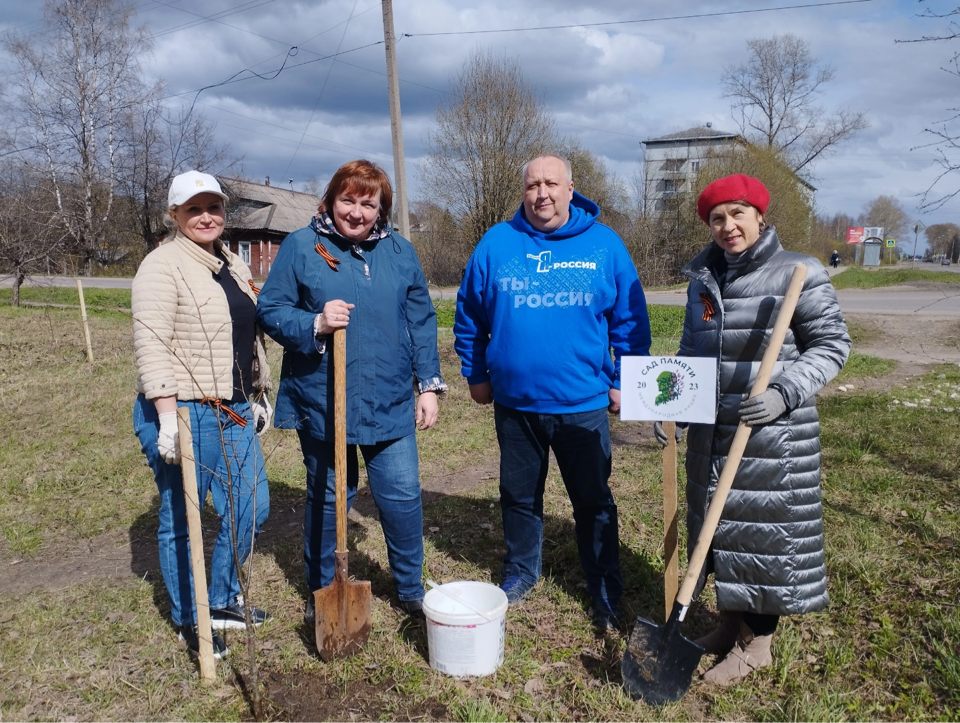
[1,0,958,253]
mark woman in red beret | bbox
[654,174,851,687]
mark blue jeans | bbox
[133,394,270,626]
[299,432,425,602]
[494,403,622,610]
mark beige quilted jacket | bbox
[132,232,271,401]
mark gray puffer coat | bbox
[679,227,851,616]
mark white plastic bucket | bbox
[422,581,508,677]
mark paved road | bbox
[644,267,960,318]
[6,272,960,318]
[1,275,134,289]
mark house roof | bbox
[219,177,319,235]
[644,126,740,144]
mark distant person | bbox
[454,154,652,632]
[654,174,851,686]
[132,171,273,660]
[830,250,841,268]
[256,160,445,623]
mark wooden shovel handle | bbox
[663,422,678,622]
[177,407,216,682]
[676,263,808,607]
[334,328,348,553]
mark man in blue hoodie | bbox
[454,154,651,631]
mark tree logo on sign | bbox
[655,371,683,405]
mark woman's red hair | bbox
[318,160,394,226]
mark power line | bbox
[148,0,277,40]
[283,0,361,177]
[209,118,392,163]
[162,41,384,103]
[189,100,392,159]
[402,0,876,37]
[145,0,380,58]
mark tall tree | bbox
[925,222,960,257]
[410,200,471,285]
[858,195,911,242]
[119,100,239,253]
[812,211,857,263]
[561,141,630,236]
[419,51,557,247]
[721,33,867,173]
[3,0,155,271]
[0,164,66,306]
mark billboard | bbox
[846,227,864,244]
[864,226,884,241]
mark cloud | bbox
[2,0,958,228]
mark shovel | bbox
[662,421,679,623]
[622,263,808,705]
[314,327,372,661]
[176,408,216,682]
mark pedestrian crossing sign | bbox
[885,238,896,247]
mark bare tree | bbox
[410,200,471,285]
[419,51,557,247]
[925,222,960,258]
[721,34,867,173]
[561,141,630,236]
[0,164,66,306]
[301,176,326,197]
[812,211,857,263]
[119,100,240,254]
[859,195,910,242]
[3,0,155,272]
[898,4,960,209]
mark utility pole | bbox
[381,0,410,239]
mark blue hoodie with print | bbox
[454,192,651,413]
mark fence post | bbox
[76,279,94,363]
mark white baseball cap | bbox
[168,170,229,208]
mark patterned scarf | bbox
[313,211,391,242]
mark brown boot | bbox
[702,622,773,687]
[694,610,742,655]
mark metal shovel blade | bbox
[314,551,372,662]
[621,606,704,705]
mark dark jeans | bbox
[298,432,425,602]
[494,403,622,611]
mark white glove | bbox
[157,412,181,465]
[252,397,273,436]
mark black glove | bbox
[739,388,787,426]
[653,421,686,448]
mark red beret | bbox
[696,174,770,223]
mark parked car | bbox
[942,257,952,266]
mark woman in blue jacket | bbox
[256,160,445,621]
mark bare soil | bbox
[2,312,955,600]
[2,311,957,721]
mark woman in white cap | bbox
[132,171,273,659]
[654,174,850,687]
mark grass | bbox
[831,267,960,289]
[1,302,958,721]
[0,284,133,308]
[836,352,897,381]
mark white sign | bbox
[863,226,884,241]
[620,356,718,424]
